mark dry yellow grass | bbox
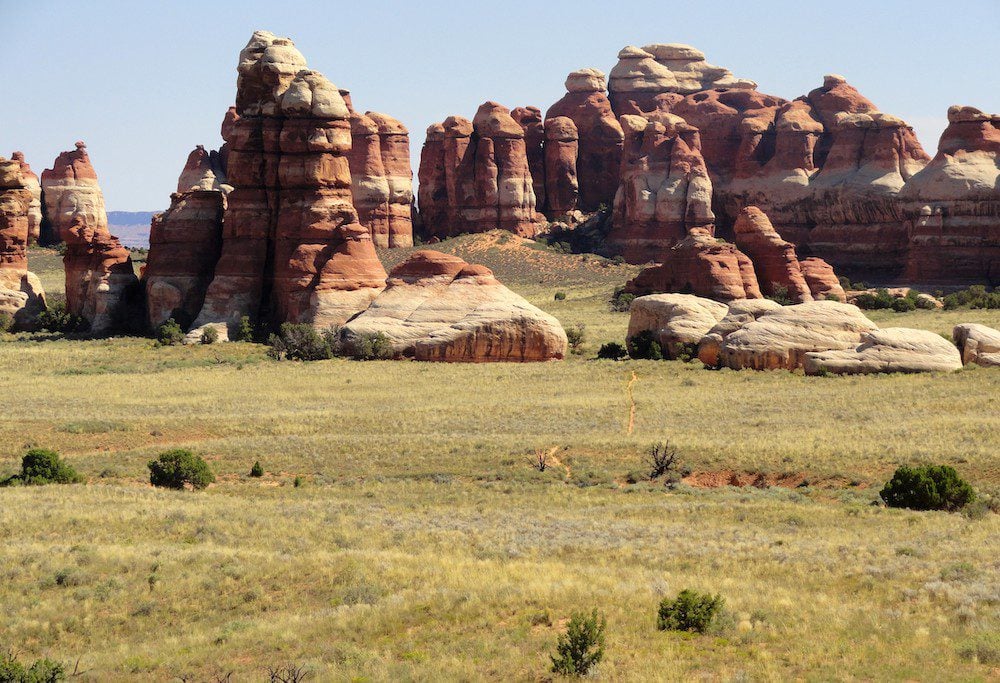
[0,241,996,680]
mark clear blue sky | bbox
[3,0,999,211]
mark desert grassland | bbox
[0,240,996,681]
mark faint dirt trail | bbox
[626,371,638,435]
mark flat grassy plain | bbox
[0,241,997,681]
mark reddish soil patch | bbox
[683,470,863,489]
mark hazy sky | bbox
[3,0,999,211]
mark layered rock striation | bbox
[40,142,136,333]
[340,250,567,362]
[0,155,46,327]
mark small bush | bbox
[351,332,394,361]
[0,313,13,333]
[880,465,975,512]
[646,441,682,481]
[597,342,628,360]
[200,326,219,344]
[554,291,567,301]
[942,285,1000,310]
[854,289,896,310]
[657,589,725,633]
[0,649,66,682]
[233,316,255,342]
[891,297,916,312]
[1,448,83,487]
[148,449,215,490]
[550,609,606,677]
[627,330,663,360]
[609,287,635,312]
[267,323,334,361]
[156,318,185,346]
[566,324,586,355]
[249,461,264,478]
[765,283,792,306]
[37,299,87,334]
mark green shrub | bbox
[200,326,219,344]
[565,324,586,355]
[267,323,335,361]
[854,289,897,311]
[597,342,628,360]
[765,283,793,306]
[554,291,567,301]
[233,315,255,342]
[942,285,1000,310]
[657,589,725,633]
[1,448,83,487]
[37,299,87,334]
[891,297,916,312]
[609,287,635,312]
[148,449,215,490]
[156,318,184,346]
[249,461,264,478]
[351,332,394,361]
[550,609,606,676]
[880,465,975,512]
[627,330,663,360]
[0,649,66,682]
[0,313,13,333]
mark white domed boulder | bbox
[803,328,962,375]
[715,301,878,371]
[697,298,783,367]
[340,251,567,362]
[626,294,729,359]
[953,323,1000,367]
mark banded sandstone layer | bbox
[40,142,136,334]
[0,154,46,327]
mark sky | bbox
[3,0,999,211]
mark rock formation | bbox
[367,112,414,248]
[901,106,1000,284]
[706,300,878,371]
[543,116,579,217]
[800,257,846,302]
[803,328,962,375]
[340,250,567,362]
[696,298,783,367]
[417,102,542,239]
[625,228,761,301]
[512,106,546,211]
[626,294,728,358]
[545,69,624,211]
[607,113,715,262]
[348,112,392,247]
[10,153,41,244]
[183,31,387,338]
[144,145,229,329]
[0,155,46,327]
[40,142,136,334]
[732,206,812,302]
[953,323,1000,367]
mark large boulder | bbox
[953,323,1000,367]
[696,298,783,367]
[0,155,46,328]
[626,294,728,358]
[712,300,878,370]
[340,250,567,362]
[800,257,846,302]
[625,228,761,301]
[803,328,962,375]
[40,142,137,334]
